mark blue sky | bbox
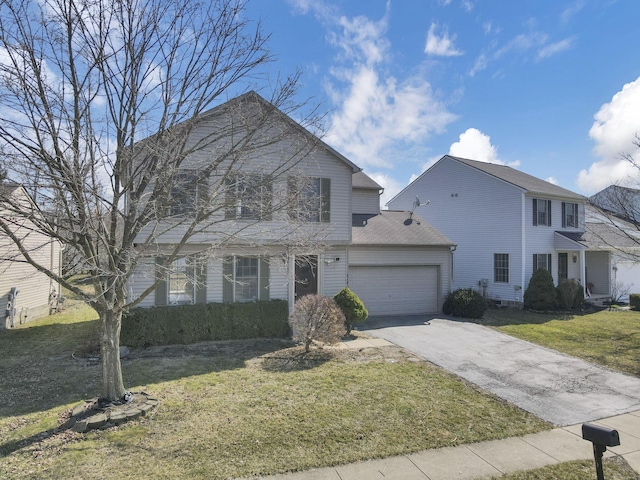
[245,0,640,205]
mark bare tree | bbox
[0,0,327,401]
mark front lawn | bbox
[480,308,640,377]
[0,302,549,479]
[490,457,640,480]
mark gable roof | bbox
[389,155,585,205]
[352,171,383,191]
[196,91,361,174]
[448,156,585,200]
[352,210,454,247]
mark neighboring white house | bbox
[0,184,62,328]
[128,92,453,316]
[388,155,612,305]
[587,186,640,301]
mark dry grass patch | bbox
[490,457,640,479]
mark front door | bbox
[559,253,568,282]
[295,256,318,299]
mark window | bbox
[533,198,552,226]
[168,257,195,305]
[562,202,579,228]
[222,256,270,302]
[288,177,330,223]
[155,255,206,306]
[533,253,552,272]
[167,171,197,216]
[225,174,273,220]
[494,253,509,283]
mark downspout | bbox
[521,192,526,294]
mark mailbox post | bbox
[582,423,620,480]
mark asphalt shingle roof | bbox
[352,171,382,190]
[448,156,585,200]
[352,210,454,246]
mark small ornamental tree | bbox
[334,287,368,334]
[442,288,487,319]
[524,268,558,311]
[557,279,584,311]
[289,295,346,352]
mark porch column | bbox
[580,250,587,297]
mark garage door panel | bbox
[349,266,438,315]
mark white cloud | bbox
[314,7,457,169]
[561,0,587,25]
[425,23,464,57]
[536,37,576,61]
[449,128,500,163]
[546,176,558,185]
[577,76,640,193]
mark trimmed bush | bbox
[442,288,487,319]
[524,268,557,311]
[557,279,584,311]
[334,287,368,334]
[289,294,346,352]
[121,300,289,347]
[630,294,640,311]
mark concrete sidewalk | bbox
[253,410,640,479]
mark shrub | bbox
[557,279,584,310]
[524,268,557,311]
[442,288,487,319]
[334,287,368,334]
[289,294,346,352]
[630,294,640,311]
[121,300,289,347]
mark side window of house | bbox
[532,198,552,226]
[222,256,270,302]
[494,253,509,283]
[155,255,206,306]
[533,254,552,272]
[224,174,273,221]
[562,202,579,228]
[288,177,330,223]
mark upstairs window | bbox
[166,170,208,216]
[224,174,273,221]
[533,198,552,226]
[562,202,579,228]
[288,177,331,223]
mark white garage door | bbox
[348,265,439,315]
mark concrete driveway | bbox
[360,315,640,426]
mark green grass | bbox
[0,301,550,479]
[490,457,640,479]
[480,308,640,377]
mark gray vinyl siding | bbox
[321,248,348,297]
[134,129,354,247]
[388,157,523,302]
[351,188,380,215]
[0,212,61,328]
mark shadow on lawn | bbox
[1,319,296,420]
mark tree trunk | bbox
[100,309,127,401]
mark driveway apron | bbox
[360,315,640,426]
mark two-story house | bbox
[388,155,610,305]
[128,92,454,316]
